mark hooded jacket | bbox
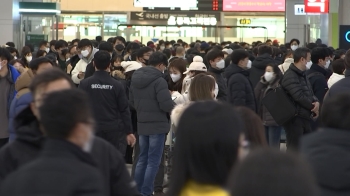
[327,70,350,99]
[327,73,344,88]
[129,66,175,135]
[71,48,99,84]
[8,69,35,142]
[0,106,139,196]
[249,53,276,88]
[301,128,350,196]
[278,58,294,74]
[224,63,256,112]
[281,63,318,120]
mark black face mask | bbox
[115,44,124,52]
[143,58,149,65]
[61,48,69,56]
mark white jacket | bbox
[278,58,294,74]
[71,48,99,84]
[328,73,345,88]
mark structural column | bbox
[0,0,20,47]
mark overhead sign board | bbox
[294,4,320,15]
[134,0,197,8]
[223,0,285,12]
[239,19,251,25]
[304,0,329,13]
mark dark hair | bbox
[137,47,153,59]
[290,38,300,46]
[321,93,350,130]
[293,47,311,63]
[6,42,15,48]
[29,67,75,95]
[126,42,141,54]
[230,44,243,50]
[231,49,250,65]
[148,51,168,67]
[9,59,24,67]
[345,50,350,69]
[39,41,48,48]
[95,36,102,42]
[311,47,328,64]
[189,73,216,101]
[167,101,243,196]
[77,39,93,49]
[29,57,53,71]
[168,58,187,92]
[107,37,116,45]
[331,59,346,75]
[71,39,80,46]
[206,49,224,63]
[55,40,68,50]
[45,53,58,67]
[115,36,126,44]
[49,40,57,47]
[36,50,47,58]
[334,50,346,60]
[258,45,273,55]
[282,49,294,61]
[39,89,93,140]
[306,43,317,50]
[21,46,32,67]
[235,107,267,148]
[6,47,18,56]
[94,51,111,70]
[163,49,171,59]
[98,42,114,53]
[0,47,13,62]
[227,149,319,196]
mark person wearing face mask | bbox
[1,69,139,195]
[129,52,175,196]
[71,39,99,84]
[84,42,113,79]
[38,40,50,53]
[290,38,300,51]
[66,46,81,76]
[55,40,69,71]
[20,46,32,69]
[0,89,107,195]
[135,46,153,66]
[281,48,319,151]
[207,49,227,102]
[255,64,283,148]
[115,44,125,56]
[225,49,257,112]
[327,59,345,88]
[279,49,294,74]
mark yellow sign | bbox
[240,19,251,25]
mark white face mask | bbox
[264,72,274,82]
[45,47,50,53]
[216,59,225,69]
[325,60,330,69]
[291,45,298,51]
[82,131,94,153]
[14,56,17,60]
[160,46,165,50]
[26,56,32,63]
[246,60,252,69]
[81,49,89,57]
[170,73,181,83]
[306,61,312,69]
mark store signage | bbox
[134,0,197,8]
[304,0,329,13]
[223,0,285,12]
[239,19,251,25]
[339,25,350,50]
[294,4,320,15]
[130,12,220,26]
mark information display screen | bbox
[134,0,197,9]
[223,0,285,11]
[141,0,222,11]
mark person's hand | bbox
[311,102,320,119]
[126,134,136,147]
[66,64,72,74]
[78,71,85,79]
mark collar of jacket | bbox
[310,64,328,76]
[345,69,350,77]
[289,63,306,76]
[94,70,110,76]
[208,66,224,74]
[42,138,97,167]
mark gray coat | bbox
[129,66,175,135]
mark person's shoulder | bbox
[92,137,125,163]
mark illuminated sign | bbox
[134,0,197,8]
[130,12,220,26]
[223,0,285,12]
[339,25,350,50]
[239,19,251,24]
[304,0,329,13]
[294,4,320,15]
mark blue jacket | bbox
[7,65,20,113]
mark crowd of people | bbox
[0,35,350,196]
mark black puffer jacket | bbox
[224,63,256,112]
[306,64,329,104]
[301,128,350,196]
[208,67,227,102]
[255,76,281,126]
[249,53,276,88]
[281,63,318,120]
[129,66,175,135]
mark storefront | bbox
[223,0,285,43]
